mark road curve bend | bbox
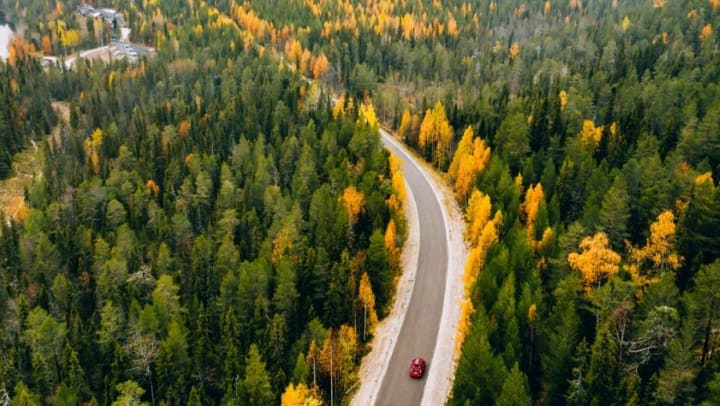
[352,129,467,406]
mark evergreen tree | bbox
[242,344,274,406]
[542,275,583,405]
[598,172,631,250]
[450,309,507,405]
[586,324,621,406]
[496,363,532,406]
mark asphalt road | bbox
[376,130,449,406]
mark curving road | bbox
[374,130,450,406]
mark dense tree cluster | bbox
[0,59,55,179]
[0,1,406,405]
[4,0,720,404]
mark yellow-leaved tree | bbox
[448,126,491,202]
[385,219,401,274]
[386,153,406,215]
[448,126,474,180]
[466,190,492,245]
[579,119,604,148]
[627,210,682,286]
[397,108,412,140]
[280,383,322,406]
[342,186,365,225]
[568,232,621,295]
[520,183,553,253]
[84,128,104,174]
[418,101,453,169]
[332,95,346,119]
[358,272,379,340]
[357,100,379,128]
[457,189,503,353]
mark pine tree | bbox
[242,344,274,406]
[496,363,532,406]
[451,309,508,405]
[543,275,583,405]
[586,324,621,405]
[597,172,630,250]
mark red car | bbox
[409,357,426,378]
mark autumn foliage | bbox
[342,185,365,225]
[456,189,503,352]
[448,126,491,202]
[83,128,104,174]
[418,101,454,169]
[358,272,379,337]
[627,210,682,286]
[568,232,621,294]
[520,183,553,253]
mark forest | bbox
[1,0,720,405]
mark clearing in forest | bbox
[0,102,68,222]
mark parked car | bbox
[409,357,426,378]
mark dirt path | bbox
[0,101,68,222]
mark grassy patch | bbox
[0,144,42,221]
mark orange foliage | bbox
[146,179,160,197]
[447,15,459,37]
[41,35,52,54]
[317,330,340,381]
[7,196,28,224]
[53,0,64,17]
[700,23,713,44]
[568,232,621,294]
[184,153,194,167]
[300,49,312,76]
[285,39,303,68]
[509,42,520,60]
[312,52,330,79]
[7,38,35,67]
[178,120,192,140]
[342,186,365,224]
